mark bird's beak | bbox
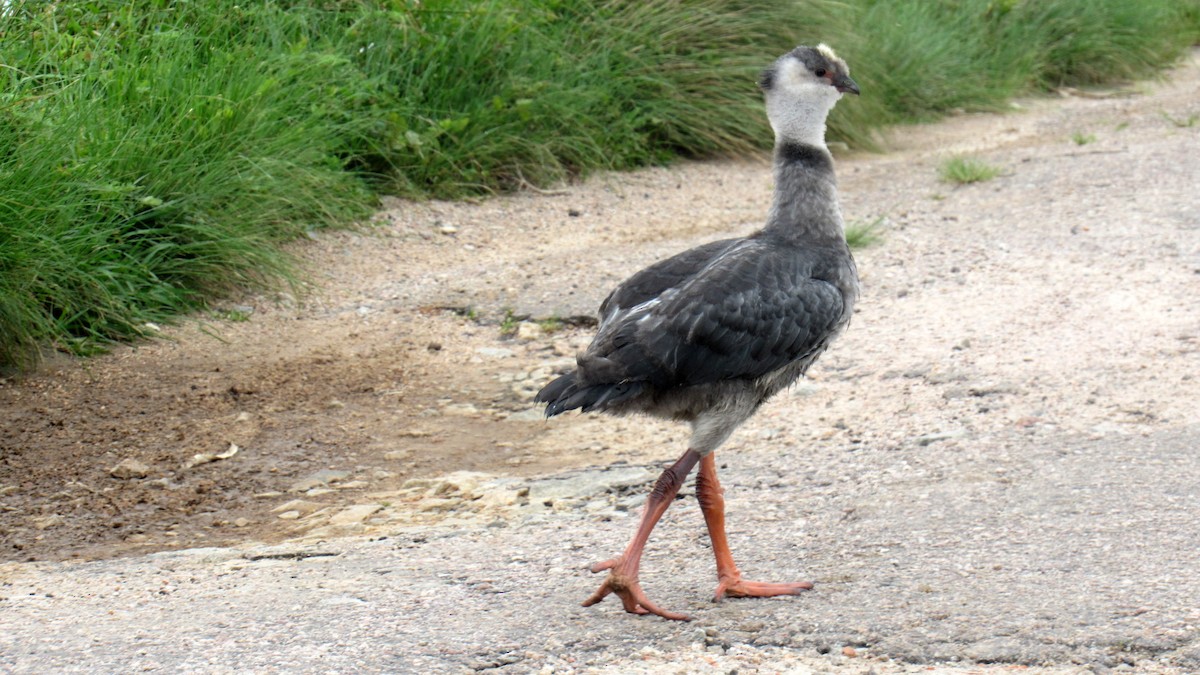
[834,74,860,96]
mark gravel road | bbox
[1,52,1197,674]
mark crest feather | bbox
[816,43,848,74]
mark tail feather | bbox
[535,371,645,417]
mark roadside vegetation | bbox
[1,0,1197,368]
[939,156,1005,185]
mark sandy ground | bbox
[1,51,1198,673]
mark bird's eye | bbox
[814,68,827,78]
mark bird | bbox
[535,44,861,621]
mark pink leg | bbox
[582,448,701,621]
[696,453,813,601]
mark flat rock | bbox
[288,470,350,493]
[526,466,657,503]
[505,408,545,422]
[327,504,383,527]
[109,458,152,480]
[270,499,325,516]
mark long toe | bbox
[714,576,813,602]
[582,561,692,621]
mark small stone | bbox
[914,430,966,446]
[328,504,384,527]
[476,347,515,359]
[235,412,253,423]
[442,403,479,417]
[439,224,459,235]
[110,458,152,480]
[506,408,545,422]
[383,450,411,461]
[0,485,18,497]
[32,514,65,530]
[515,322,543,341]
[842,646,858,658]
[288,470,350,493]
[277,510,301,520]
[477,486,522,508]
[419,498,464,513]
[271,499,325,515]
[233,518,251,528]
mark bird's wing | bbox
[582,239,848,388]
[597,238,742,322]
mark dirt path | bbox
[1,52,1198,672]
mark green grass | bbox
[1071,131,1098,145]
[845,217,885,250]
[1162,112,1200,128]
[0,2,374,367]
[940,156,1004,185]
[1,0,1198,369]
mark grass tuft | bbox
[845,217,885,250]
[940,156,1004,185]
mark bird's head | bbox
[759,44,859,147]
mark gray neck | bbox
[763,141,844,244]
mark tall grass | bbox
[0,3,374,366]
[0,0,1197,369]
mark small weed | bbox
[845,217,884,250]
[499,309,519,336]
[1161,112,1199,128]
[447,306,479,321]
[213,308,252,323]
[1071,131,1097,145]
[939,156,1003,185]
[538,317,565,334]
[929,193,947,201]
[1115,121,1130,131]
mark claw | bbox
[713,574,813,602]
[582,558,692,621]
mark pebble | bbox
[109,458,152,480]
[506,408,545,422]
[515,322,543,341]
[32,514,64,530]
[476,347,515,359]
[442,403,480,417]
[914,429,966,446]
[327,504,383,527]
[271,499,325,516]
[288,470,350,493]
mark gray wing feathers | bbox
[598,238,741,322]
[580,239,849,390]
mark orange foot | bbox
[713,574,814,602]
[581,557,692,621]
